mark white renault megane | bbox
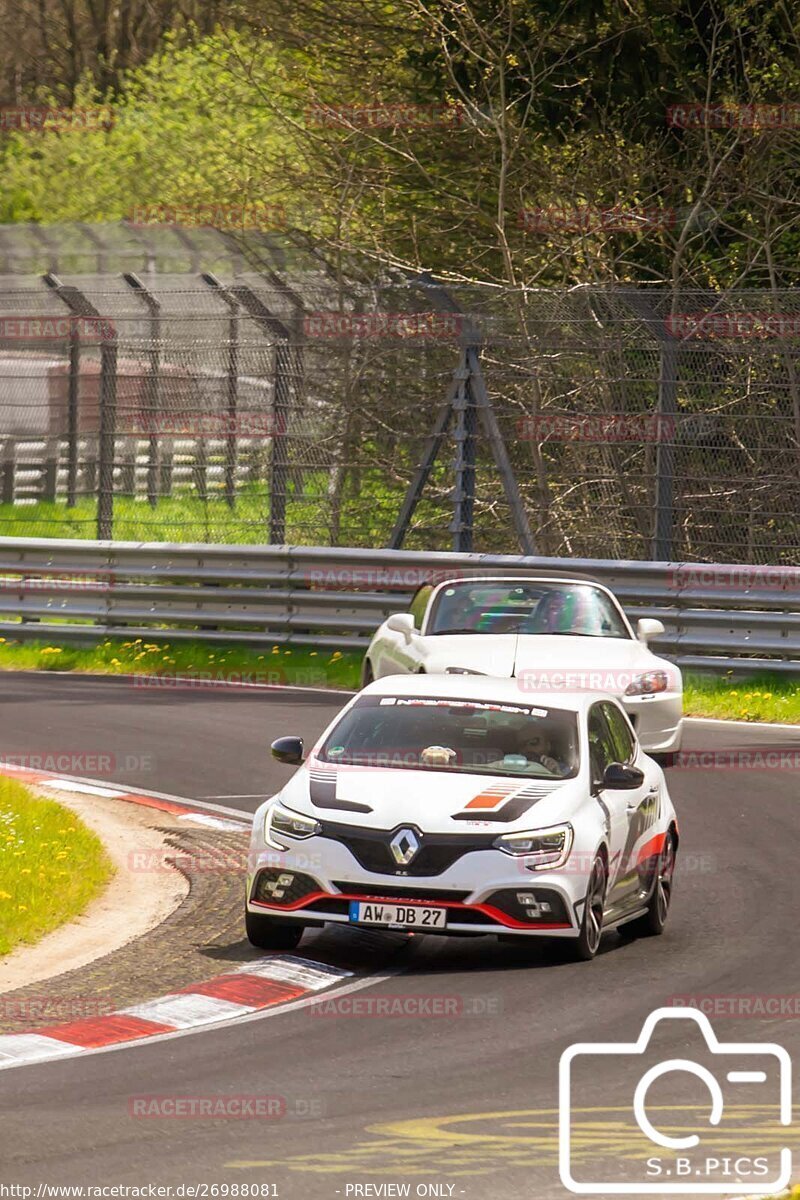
[362,576,683,761]
[246,675,679,961]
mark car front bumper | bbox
[246,841,588,938]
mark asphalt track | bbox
[1,673,798,1199]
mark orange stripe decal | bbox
[464,786,517,811]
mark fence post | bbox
[97,334,118,538]
[43,273,118,538]
[224,283,293,545]
[66,328,80,507]
[42,438,59,501]
[1,439,15,504]
[654,338,678,562]
[271,342,290,544]
[123,273,161,508]
[450,349,477,552]
[201,275,241,509]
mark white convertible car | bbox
[362,576,682,760]
[246,675,679,961]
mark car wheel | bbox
[621,831,677,939]
[361,659,374,688]
[245,909,304,950]
[570,853,607,961]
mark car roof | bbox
[361,673,616,714]
[420,573,603,589]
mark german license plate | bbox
[348,901,447,930]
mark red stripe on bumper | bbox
[252,892,572,931]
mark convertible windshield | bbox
[426,581,629,639]
[317,695,579,779]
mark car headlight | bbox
[625,670,669,696]
[493,822,573,869]
[265,801,321,850]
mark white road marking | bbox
[120,994,253,1028]
[177,813,249,831]
[38,780,127,798]
[0,1034,83,1065]
[239,955,352,990]
[200,794,268,800]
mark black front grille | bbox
[319,820,495,877]
[332,883,470,902]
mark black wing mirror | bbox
[602,761,645,790]
[271,735,305,765]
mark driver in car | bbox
[518,728,570,775]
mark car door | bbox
[587,702,649,913]
[602,700,662,900]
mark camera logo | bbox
[559,1007,792,1194]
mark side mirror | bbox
[636,618,665,644]
[386,612,415,642]
[602,761,645,790]
[271,735,304,765]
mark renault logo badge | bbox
[389,828,420,866]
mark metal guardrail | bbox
[0,538,797,674]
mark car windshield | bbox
[316,695,580,779]
[426,581,630,639]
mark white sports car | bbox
[246,675,679,961]
[362,575,683,760]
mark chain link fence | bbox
[0,223,797,563]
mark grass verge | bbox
[684,673,800,725]
[0,635,362,690]
[0,776,114,956]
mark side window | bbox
[602,702,636,764]
[587,704,616,782]
[409,584,433,630]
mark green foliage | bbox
[0,33,291,224]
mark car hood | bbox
[278,762,584,834]
[417,634,517,676]
[419,633,665,692]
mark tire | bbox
[361,659,375,688]
[569,853,607,962]
[621,831,677,939]
[245,909,304,950]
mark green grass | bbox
[0,634,363,689]
[0,495,278,544]
[0,776,114,956]
[684,673,800,725]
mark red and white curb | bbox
[0,954,352,1070]
[0,759,408,1072]
[0,759,252,830]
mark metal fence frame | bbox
[0,539,797,674]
